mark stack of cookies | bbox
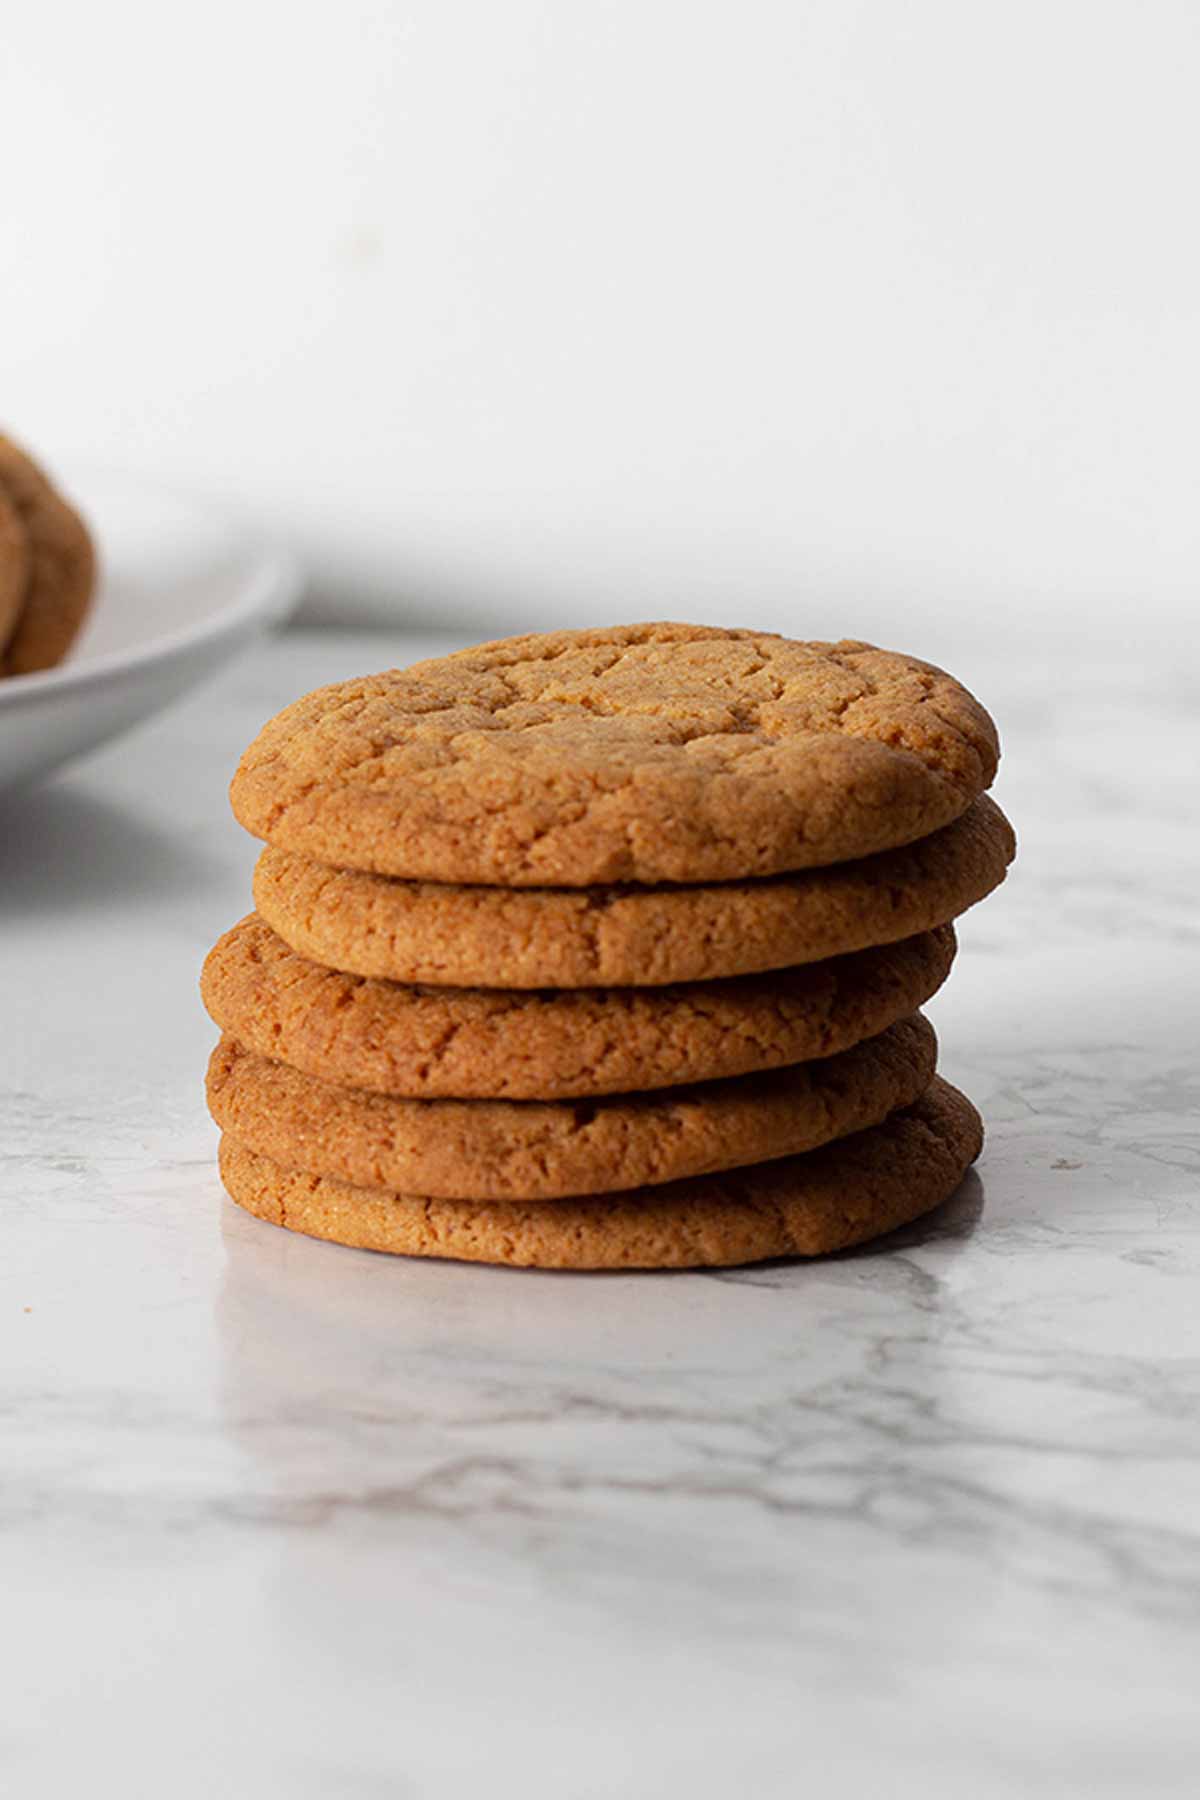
[202,625,1015,1271]
[0,432,95,678]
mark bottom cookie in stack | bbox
[217,1078,981,1270]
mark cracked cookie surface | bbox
[230,625,999,885]
[202,913,954,1099]
[255,795,1013,988]
[218,1076,981,1267]
[206,1014,936,1200]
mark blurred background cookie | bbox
[0,431,96,677]
[0,486,31,657]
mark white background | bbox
[5,14,1200,1786]
[2,1,1198,649]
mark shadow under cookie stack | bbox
[202,625,1015,1271]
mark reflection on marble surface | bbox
[2,631,1198,1798]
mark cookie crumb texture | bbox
[218,1077,982,1269]
[202,914,954,1099]
[0,432,96,676]
[206,1013,937,1200]
[230,626,999,886]
[255,795,1013,988]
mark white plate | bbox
[0,466,302,788]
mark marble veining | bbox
[2,630,1198,1798]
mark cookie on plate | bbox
[0,432,95,677]
[0,488,31,658]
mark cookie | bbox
[202,913,954,1100]
[218,1075,982,1268]
[0,488,30,656]
[0,433,95,677]
[230,625,998,886]
[206,1013,936,1201]
[254,795,1013,989]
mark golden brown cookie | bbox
[202,913,955,1099]
[255,795,1013,989]
[0,488,30,657]
[218,1076,982,1268]
[0,433,95,677]
[230,625,998,886]
[206,1013,936,1201]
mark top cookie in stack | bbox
[230,624,998,886]
[205,624,1015,1269]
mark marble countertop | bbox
[3,628,1198,1798]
